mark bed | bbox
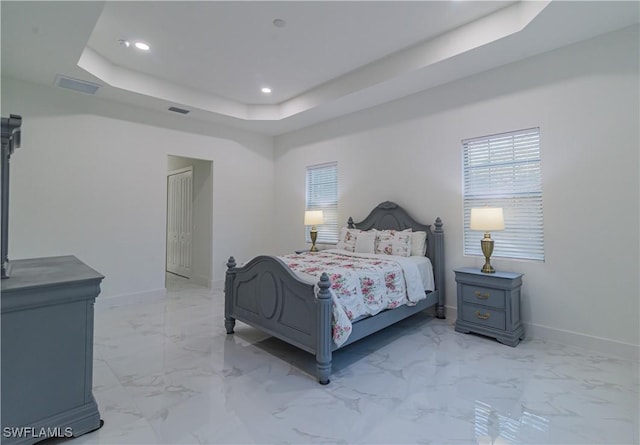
[224,201,445,384]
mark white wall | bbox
[274,26,640,357]
[167,155,213,287]
[1,77,275,299]
[1,25,636,358]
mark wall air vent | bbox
[54,75,101,95]
[168,106,190,115]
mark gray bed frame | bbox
[224,201,445,384]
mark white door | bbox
[166,167,193,278]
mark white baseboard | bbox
[95,288,167,311]
[190,274,213,289]
[212,279,224,291]
[524,322,639,360]
[444,305,639,360]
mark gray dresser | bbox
[454,267,524,346]
[1,256,104,444]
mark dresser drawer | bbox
[461,284,506,309]
[461,304,506,330]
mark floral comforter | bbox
[280,249,426,347]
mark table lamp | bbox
[470,207,504,273]
[304,210,324,252]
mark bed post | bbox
[316,273,332,385]
[433,218,446,319]
[224,256,237,334]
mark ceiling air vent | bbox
[54,75,101,95]
[168,106,190,115]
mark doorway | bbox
[166,167,193,278]
[166,155,213,287]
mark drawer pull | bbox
[475,310,491,320]
[474,291,490,299]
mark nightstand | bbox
[454,267,524,346]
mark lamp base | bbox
[481,261,495,274]
[310,228,318,252]
[480,233,496,274]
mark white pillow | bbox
[336,227,361,252]
[355,231,376,254]
[411,231,427,256]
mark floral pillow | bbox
[336,227,361,252]
[374,229,412,257]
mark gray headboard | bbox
[347,201,432,233]
[347,201,444,298]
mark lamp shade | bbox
[304,210,324,226]
[470,207,504,231]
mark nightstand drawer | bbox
[461,304,506,330]
[461,285,506,309]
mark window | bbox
[305,162,339,244]
[463,128,544,261]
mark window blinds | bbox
[305,162,339,244]
[463,128,544,261]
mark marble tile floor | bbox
[64,274,638,445]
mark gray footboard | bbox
[224,255,440,385]
[224,256,333,384]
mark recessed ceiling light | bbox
[261,87,272,94]
[134,42,150,51]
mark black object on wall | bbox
[1,114,22,279]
